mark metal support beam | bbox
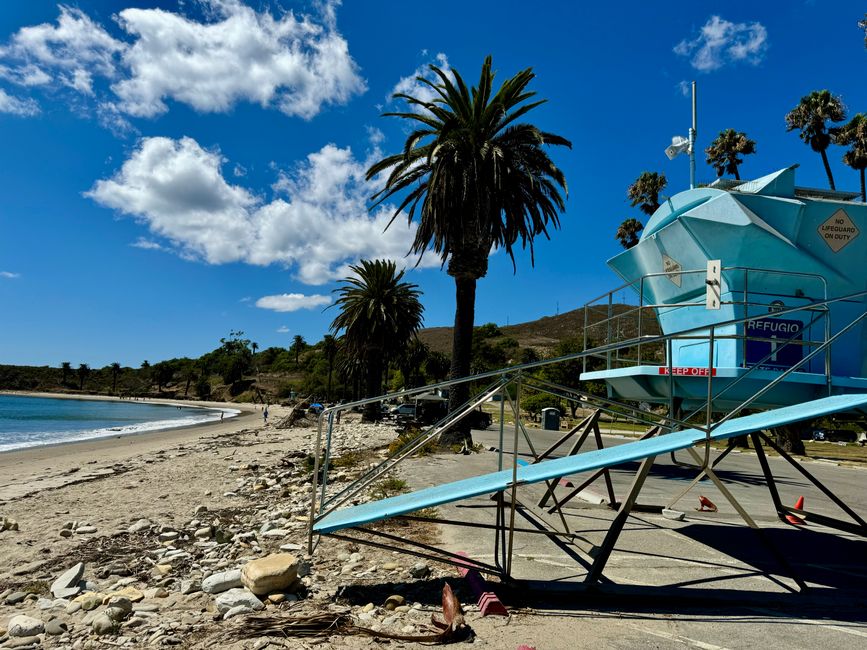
[585,455,656,584]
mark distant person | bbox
[263,406,269,424]
[220,412,224,422]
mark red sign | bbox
[657,367,717,376]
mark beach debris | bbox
[7,614,44,637]
[50,562,85,599]
[0,516,19,532]
[240,553,300,596]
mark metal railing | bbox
[308,287,867,553]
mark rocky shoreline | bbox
[0,415,460,649]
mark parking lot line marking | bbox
[627,624,730,650]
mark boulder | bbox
[51,562,85,598]
[201,569,242,594]
[240,554,299,596]
[7,615,44,637]
[214,588,264,614]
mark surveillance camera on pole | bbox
[664,81,697,188]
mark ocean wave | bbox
[0,407,241,453]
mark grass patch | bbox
[22,581,48,595]
[410,507,440,520]
[331,450,369,469]
[371,477,408,500]
[387,428,438,457]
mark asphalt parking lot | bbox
[394,424,867,649]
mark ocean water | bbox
[0,394,237,453]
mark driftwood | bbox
[233,583,471,644]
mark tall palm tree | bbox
[785,90,846,190]
[60,361,71,386]
[322,334,338,401]
[627,172,667,216]
[77,363,90,391]
[860,13,867,48]
[615,218,644,249]
[704,129,757,180]
[292,335,306,367]
[330,259,424,422]
[366,56,570,444]
[837,113,867,202]
[110,362,121,394]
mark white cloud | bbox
[276,325,290,333]
[676,80,690,97]
[674,16,768,72]
[0,88,39,115]
[0,1,364,122]
[257,293,331,312]
[130,237,165,251]
[388,53,450,109]
[87,135,438,285]
[0,271,21,279]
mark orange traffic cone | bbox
[785,496,805,525]
[696,495,718,512]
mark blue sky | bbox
[0,1,865,367]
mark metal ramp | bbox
[314,394,867,535]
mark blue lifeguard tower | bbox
[581,166,867,410]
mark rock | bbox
[240,554,299,596]
[0,625,5,637]
[381,562,400,571]
[214,588,264,614]
[106,596,133,615]
[65,601,82,614]
[180,580,200,595]
[201,569,243,594]
[51,562,85,598]
[143,587,168,599]
[266,593,285,604]
[361,603,375,613]
[279,543,302,552]
[91,613,116,636]
[193,505,208,515]
[7,615,44,637]
[79,593,103,611]
[5,636,41,649]
[222,604,253,620]
[105,586,144,603]
[260,529,289,538]
[662,508,686,522]
[59,529,73,538]
[194,527,212,539]
[5,591,27,605]
[127,519,151,534]
[383,595,405,611]
[153,564,172,576]
[45,618,68,635]
[409,562,430,579]
[75,525,97,535]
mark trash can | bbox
[541,407,561,431]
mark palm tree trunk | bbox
[773,424,805,455]
[820,149,836,190]
[362,352,383,422]
[442,274,476,446]
[327,364,333,401]
[733,167,740,180]
[861,168,865,202]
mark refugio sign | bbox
[745,318,804,369]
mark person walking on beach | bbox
[220,411,224,422]
[263,406,269,424]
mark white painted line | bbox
[628,624,730,650]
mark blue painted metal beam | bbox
[314,394,867,534]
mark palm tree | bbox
[837,113,867,202]
[627,172,667,216]
[399,338,429,389]
[77,363,90,391]
[322,334,338,401]
[615,218,644,249]
[785,90,846,190]
[424,351,451,383]
[60,361,71,386]
[330,259,424,422]
[704,129,757,180]
[110,362,121,394]
[860,13,867,48]
[292,335,306,367]
[366,56,570,444]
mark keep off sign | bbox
[658,367,717,376]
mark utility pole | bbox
[689,81,697,189]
